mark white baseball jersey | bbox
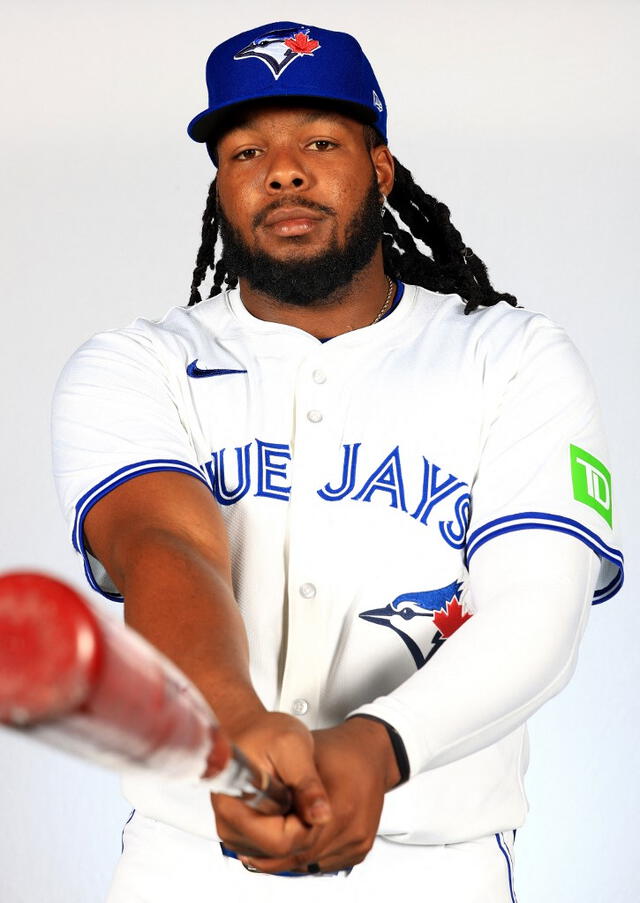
[51,282,623,845]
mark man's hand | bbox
[211,711,332,862]
[237,717,401,874]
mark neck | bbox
[237,247,393,340]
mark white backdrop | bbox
[1,1,637,900]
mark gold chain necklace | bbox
[371,277,395,325]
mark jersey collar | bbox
[224,281,418,347]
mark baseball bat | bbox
[0,572,291,816]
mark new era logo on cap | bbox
[234,26,321,80]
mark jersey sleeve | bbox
[465,313,623,604]
[51,326,209,601]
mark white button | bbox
[299,582,316,599]
[312,369,327,384]
[291,698,309,716]
[307,410,323,423]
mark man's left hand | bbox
[239,717,401,875]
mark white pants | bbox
[107,812,518,903]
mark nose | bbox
[264,148,309,193]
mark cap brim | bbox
[188,94,380,144]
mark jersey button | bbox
[312,369,327,384]
[299,582,316,599]
[291,698,309,716]
[307,410,323,423]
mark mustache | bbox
[252,197,336,229]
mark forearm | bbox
[350,531,600,776]
[118,528,264,738]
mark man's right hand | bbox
[211,711,332,863]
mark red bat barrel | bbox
[0,572,231,778]
[0,572,292,813]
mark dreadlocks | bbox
[189,126,517,315]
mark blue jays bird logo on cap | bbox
[359,581,472,669]
[234,25,321,80]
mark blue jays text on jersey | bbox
[203,439,470,551]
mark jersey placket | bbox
[278,349,343,726]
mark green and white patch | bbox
[570,444,612,527]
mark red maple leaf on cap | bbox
[432,596,473,639]
[285,33,320,54]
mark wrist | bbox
[346,715,409,789]
[200,683,266,742]
[343,715,406,791]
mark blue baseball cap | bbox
[187,22,387,155]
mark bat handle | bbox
[222,745,293,815]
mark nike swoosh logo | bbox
[186,361,248,379]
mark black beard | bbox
[216,176,383,307]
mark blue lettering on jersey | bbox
[439,492,471,549]
[255,440,291,501]
[318,443,361,500]
[352,446,407,511]
[204,444,251,505]
[204,440,470,548]
[411,458,466,526]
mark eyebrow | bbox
[298,110,343,124]
[227,107,345,132]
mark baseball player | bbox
[51,21,623,903]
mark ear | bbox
[371,144,395,199]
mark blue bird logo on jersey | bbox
[234,26,321,80]
[359,581,471,669]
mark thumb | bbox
[292,771,332,826]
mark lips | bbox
[263,207,324,227]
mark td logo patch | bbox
[570,444,612,527]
